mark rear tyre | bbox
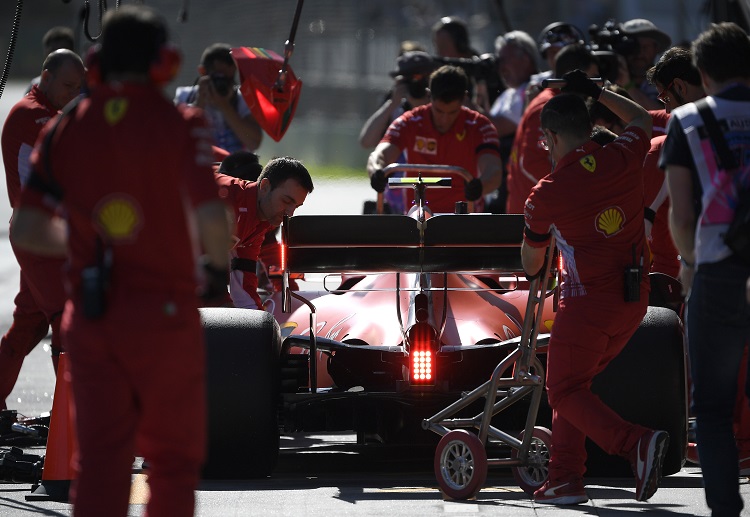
[434,430,487,500]
[511,426,552,495]
[201,308,281,479]
[588,306,687,476]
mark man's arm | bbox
[10,207,67,257]
[199,77,263,151]
[476,153,503,194]
[366,141,401,178]
[597,88,652,139]
[521,240,547,278]
[195,199,234,270]
[665,164,697,292]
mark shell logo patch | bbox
[596,206,625,237]
[104,98,128,125]
[455,130,466,141]
[414,136,437,155]
[579,154,596,172]
[95,195,142,240]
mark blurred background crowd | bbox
[0,0,744,170]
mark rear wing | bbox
[281,213,526,276]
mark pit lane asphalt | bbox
[0,84,746,516]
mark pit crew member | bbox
[215,156,313,309]
[521,71,669,505]
[10,6,233,516]
[0,48,84,408]
[366,65,502,214]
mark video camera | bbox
[588,20,640,83]
[432,53,497,84]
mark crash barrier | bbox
[27,352,77,502]
[281,213,526,274]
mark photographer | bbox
[590,19,672,110]
[358,50,435,149]
[174,42,262,152]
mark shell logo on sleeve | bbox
[104,98,128,125]
[595,206,625,237]
[579,154,596,172]
[94,195,143,241]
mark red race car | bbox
[199,165,687,498]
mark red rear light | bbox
[412,349,433,383]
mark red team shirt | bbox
[506,88,557,214]
[523,126,651,302]
[214,172,271,308]
[381,104,500,213]
[21,83,220,301]
[2,85,58,208]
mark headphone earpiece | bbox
[149,43,182,86]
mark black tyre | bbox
[201,308,281,479]
[587,306,687,476]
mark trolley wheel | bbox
[434,430,488,500]
[511,426,552,495]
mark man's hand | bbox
[370,169,387,193]
[464,178,483,201]
[561,69,602,100]
[197,75,233,111]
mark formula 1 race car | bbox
[199,165,687,498]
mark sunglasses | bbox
[657,79,675,105]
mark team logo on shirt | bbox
[456,130,466,141]
[95,195,142,241]
[595,206,625,237]
[414,137,437,155]
[579,154,596,172]
[104,98,128,125]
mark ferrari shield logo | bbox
[579,154,596,172]
[104,98,128,125]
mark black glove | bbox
[561,69,602,100]
[370,169,387,193]
[200,261,230,307]
[464,178,483,201]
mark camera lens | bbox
[210,73,232,96]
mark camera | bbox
[433,53,497,84]
[588,20,640,84]
[210,73,233,96]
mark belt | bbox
[230,258,257,272]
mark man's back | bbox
[527,127,650,298]
[32,83,217,296]
[506,87,556,213]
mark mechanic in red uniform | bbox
[505,44,599,214]
[10,6,232,517]
[0,49,84,409]
[215,156,313,309]
[366,65,502,214]
[521,71,669,505]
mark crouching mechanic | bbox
[215,156,313,309]
[10,6,233,517]
[521,70,669,504]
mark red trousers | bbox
[545,294,649,482]
[64,293,206,517]
[0,242,66,408]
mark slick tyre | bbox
[588,306,687,476]
[201,308,281,479]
